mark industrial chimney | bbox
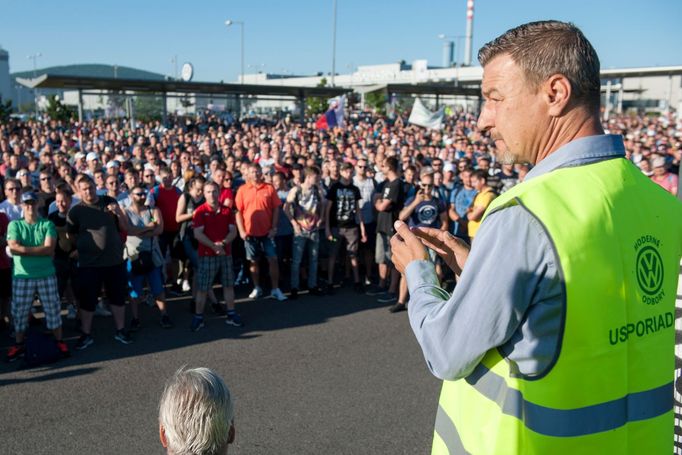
[463,0,474,66]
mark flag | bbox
[316,95,346,130]
[408,98,445,130]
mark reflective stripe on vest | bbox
[433,158,682,454]
[464,362,671,437]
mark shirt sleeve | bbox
[6,220,18,241]
[405,204,558,380]
[386,181,400,204]
[234,186,244,212]
[192,206,205,229]
[45,220,57,239]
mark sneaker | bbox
[225,311,244,327]
[181,279,191,293]
[309,287,325,296]
[6,344,25,362]
[95,302,112,317]
[364,277,372,286]
[388,302,407,313]
[378,292,398,303]
[56,340,70,358]
[269,288,288,301]
[191,315,205,332]
[114,329,133,345]
[354,282,364,294]
[212,302,227,316]
[66,304,77,320]
[75,334,94,351]
[365,285,387,296]
[129,318,141,332]
[248,286,264,299]
[290,288,299,300]
[159,314,174,329]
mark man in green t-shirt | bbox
[6,192,69,362]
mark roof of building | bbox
[16,74,349,99]
[11,64,166,81]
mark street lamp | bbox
[225,19,244,84]
[27,52,42,117]
[331,0,337,87]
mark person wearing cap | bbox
[650,155,678,195]
[5,192,69,362]
[390,21,682,453]
[105,160,121,177]
[85,152,99,177]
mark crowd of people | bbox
[0,107,679,361]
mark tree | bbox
[365,89,387,115]
[0,95,12,122]
[45,96,75,122]
[133,95,164,122]
[306,77,329,118]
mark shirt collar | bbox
[525,134,625,181]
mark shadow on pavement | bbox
[0,284,394,377]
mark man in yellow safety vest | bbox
[390,20,682,454]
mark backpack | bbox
[24,328,61,368]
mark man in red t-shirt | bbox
[235,163,287,301]
[191,181,242,331]
[151,167,183,292]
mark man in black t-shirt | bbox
[66,175,132,350]
[325,162,366,292]
[48,188,78,320]
[368,156,404,303]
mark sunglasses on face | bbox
[6,187,20,191]
[132,192,147,197]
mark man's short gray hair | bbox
[159,367,234,455]
[478,20,601,112]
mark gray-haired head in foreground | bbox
[159,367,234,455]
[478,20,601,112]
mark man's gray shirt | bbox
[405,134,626,380]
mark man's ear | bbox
[543,74,572,117]
[160,424,169,448]
[228,423,236,444]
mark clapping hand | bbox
[389,221,429,274]
[411,227,470,276]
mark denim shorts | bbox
[244,236,277,261]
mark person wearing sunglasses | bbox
[0,178,23,221]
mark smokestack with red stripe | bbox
[464,0,474,66]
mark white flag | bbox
[408,98,444,129]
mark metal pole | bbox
[162,93,168,125]
[240,23,245,85]
[617,83,624,114]
[603,80,612,122]
[77,89,83,123]
[331,0,337,87]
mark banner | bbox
[408,98,444,130]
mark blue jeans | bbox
[182,235,199,269]
[291,230,319,290]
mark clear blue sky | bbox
[2,0,680,82]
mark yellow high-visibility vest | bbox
[433,158,682,454]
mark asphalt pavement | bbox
[0,286,441,455]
